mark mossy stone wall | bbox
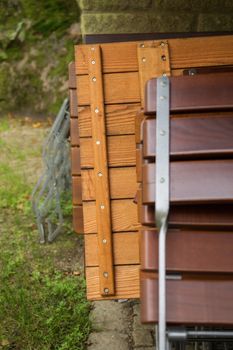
[78,0,233,34]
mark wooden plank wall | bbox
[73,35,233,300]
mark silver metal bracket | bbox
[155,76,170,350]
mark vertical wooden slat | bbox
[88,45,115,296]
[137,41,171,107]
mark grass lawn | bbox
[0,116,91,350]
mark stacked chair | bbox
[70,34,233,349]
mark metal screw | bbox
[91,60,96,64]
[160,81,167,87]
[104,288,109,294]
[161,55,166,61]
[160,42,165,47]
[140,43,145,48]
[96,140,100,145]
[102,239,107,244]
[160,130,166,136]
[92,77,97,82]
[160,177,165,183]
[91,47,95,51]
[162,73,167,77]
[142,57,146,63]
[95,108,99,114]
[100,204,105,209]
[103,272,108,278]
[160,96,166,101]
[98,172,103,177]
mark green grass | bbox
[0,118,91,349]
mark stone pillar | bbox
[77,0,233,35]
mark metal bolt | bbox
[92,77,97,82]
[160,130,166,136]
[95,108,99,114]
[142,57,146,63]
[162,73,167,77]
[91,60,96,65]
[160,42,165,47]
[103,272,108,278]
[98,172,103,177]
[102,239,107,244]
[96,140,100,145]
[160,81,167,87]
[140,43,145,48]
[160,177,165,183]
[160,96,166,101]
[104,288,109,294]
[100,204,105,209]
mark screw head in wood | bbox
[142,57,146,63]
[100,204,105,209]
[162,73,167,77]
[91,60,96,64]
[104,288,109,294]
[103,272,108,278]
[91,47,95,51]
[95,108,99,114]
[160,42,165,47]
[96,140,100,145]
[140,43,145,48]
[92,77,97,82]
[98,172,103,177]
[102,239,107,244]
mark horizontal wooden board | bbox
[81,167,137,200]
[78,103,140,137]
[143,114,233,160]
[75,36,233,75]
[77,72,140,106]
[141,229,233,273]
[142,160,233,204]
[141,276,233,325]
[145,72,233,114]
[72,176,82,205]
[140,202,233,229]
[70,118,80,146]
[86,265,140,300]
[71,147,81,175]
[80,135,136,168]
[85,232,139,266]
[83,199,139,234]
[73,206,84,233]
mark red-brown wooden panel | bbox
[141,274,233,325]
[68,62,76,89]
[73,206,84,233]
[143,114,233,160]
[142,160,233,204]
[72,176,82,205]
[70,118,80,146]
[141,229,233,273]
[140,203,233,229]
[145,72,233,114]
[69,89,78,117]
[71,147,81,175]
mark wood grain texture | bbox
[142,160,233,204]
[72,176,82,205]
[68,61,76,89]
[73,206,84,233]
[69,89,78,117]
[86,265,140,300]
[88,45,114,296]
[135,111,145,144]
[81,167,137,200]
[137,42,171,106]
[71,147,81,175]
[141,276,233,324]
[83,199,139,234]
[143,113,233,159]
[85,232,139,266]
[145,72,233,114]
[75,36,233,75]
[78,104,140,137]
[141,229,233,273]
[77,72,140,106]
[70,118,80,146]
[80,135,136,168]
[140,203,233,229]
